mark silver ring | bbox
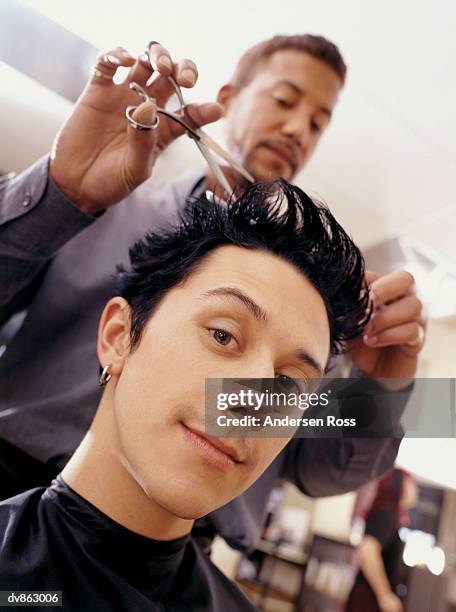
[407,325,425,347]
[125,105,160,131]
[91,67,113,81]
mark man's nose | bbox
[240,352,276,381]
[225,356,275,398]
[214,354,276,391]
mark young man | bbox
[0,36,423,547]
[0,180,368,610]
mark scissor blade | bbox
[193,139,233,195]
[156,108,202,140]
[197,132,255,184]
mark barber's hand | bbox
[348,270,426,380]
[50,43,222,215]
[378,591,403,612]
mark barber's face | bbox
[219,50,342,181]
[109,246,329,519]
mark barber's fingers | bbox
[127,53,154,87]
[182,101,223,128]
[174,58,199,87]
[128,53,199,105]
[130,55,198,88]
[147,63,199,104]
[369,270,415,308]
[126,100,159,184]
[146,41,199,88]
[165,101,223,140]
[365,270,380,286]
[146,42,174,75]
[362,270,379,307]
[146,55,199,88]
[365,294,423,337]
[91,47,135,85]
[143,74,177,105]
[363,321,423,350]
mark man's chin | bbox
[158,491,229,521]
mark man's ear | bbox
[216,84,239,115]
[97,297,132,377]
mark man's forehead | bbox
[186,246,311,299]
[187,245,290,284]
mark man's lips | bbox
[181,423,245,471]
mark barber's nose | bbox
[282,114,311,148]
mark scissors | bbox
[125,75,255,195]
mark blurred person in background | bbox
[0,34,424,553]
[346,468,418,612]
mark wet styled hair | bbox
[230,34,347,89]
[116,179,368,357]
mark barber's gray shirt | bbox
[0,157,402,551]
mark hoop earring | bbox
[99,364,112,387]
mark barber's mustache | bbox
[257,139,301,172]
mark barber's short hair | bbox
[117,179,367,355]
[230,34,347,89]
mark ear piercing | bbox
[99,364,112,387]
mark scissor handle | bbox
[129,82,151,103]
[128,78,254,190]
[129,81,200,139]
[167,75,186,108]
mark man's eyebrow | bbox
[201,287,268,322]
[202,288,327,373]
[295,349,326,378]
[274,80,332,118]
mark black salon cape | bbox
[0,477,256,611]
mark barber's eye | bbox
[211,329,233,346]
[273,96,293,109]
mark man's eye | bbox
[311,121,322,133]
[211,329,234,347]
[275,374,299,393]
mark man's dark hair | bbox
[230,34,347,89]
[117,179,368,356]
